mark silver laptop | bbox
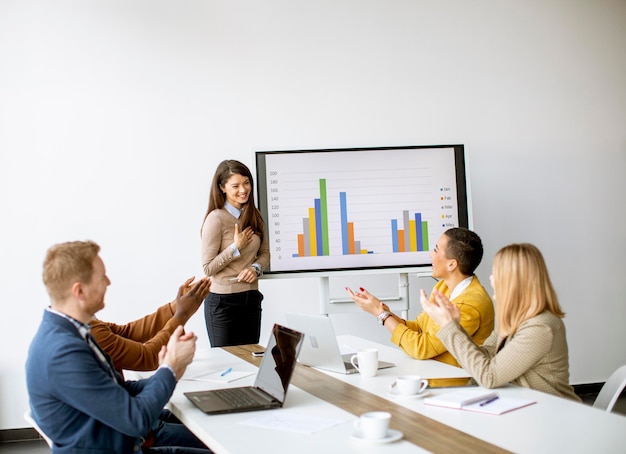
[284,312,394,374]
[184,324,304,414]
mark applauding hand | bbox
[345,286,385,317]
[159,325,197,380]
[173,277,211,324]
[419,289,460,327]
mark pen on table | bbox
[479,396,500,406]
[220,367,233,377]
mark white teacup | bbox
[353,411,391,439]
[389,375,429,396]
[350,348,378,378]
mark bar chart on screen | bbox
[256,145,468,274]
[291,178,433,258]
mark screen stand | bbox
[321,273,410,319]
[319,275,331,315]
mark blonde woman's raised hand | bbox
[419,289,460,327]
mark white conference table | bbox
[329,335,626,453]
[132,336,626,453]
[145,345,427,454]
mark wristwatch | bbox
[250,263,262,277]
[377,310,392,325]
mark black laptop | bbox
[185,324,304,415]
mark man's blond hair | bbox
[42,240,100,302]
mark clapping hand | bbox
[345,286,384,317]
[159,325,197,380]
[176,276,195,298]
[173,277,212,324]
[419,289,460,327]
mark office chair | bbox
[23,409,53,448]
[592,365,626,412]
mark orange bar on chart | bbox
[398,230,405,252]
[347,222,355,254]
[297,234,304,257]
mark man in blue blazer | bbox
[26,240,213,453]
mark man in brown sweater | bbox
[91,276,211,373]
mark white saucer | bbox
[388,388,431,399]
[352,429,403,444]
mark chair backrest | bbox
[592,365,626,412]
[23,409,53,448]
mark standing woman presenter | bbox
[201,160,269,347]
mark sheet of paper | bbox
[182,369,255,384]
[239,410,345,434]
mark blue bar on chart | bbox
[339,191,372,255]
[340,192,349,255]
[314,198,323,256]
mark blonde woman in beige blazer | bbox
[421,243,580,401]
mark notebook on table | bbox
[284,312,394,375]
[424,389,537,415]
[184,324,304,415]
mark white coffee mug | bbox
[389,375,429,395]
[350,348,378,378]
[353,411,391,439]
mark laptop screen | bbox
[254,324,304,402]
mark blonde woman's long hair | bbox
[493,243,565,337]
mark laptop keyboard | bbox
[214,388,263,408]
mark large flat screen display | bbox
[255,145,469,275]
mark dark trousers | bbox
[203,290,263,347]
[143,410,212,453]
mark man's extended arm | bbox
[91,277,211,372]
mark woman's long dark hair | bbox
[201,160,265,240]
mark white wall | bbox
[1,0,625,429]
